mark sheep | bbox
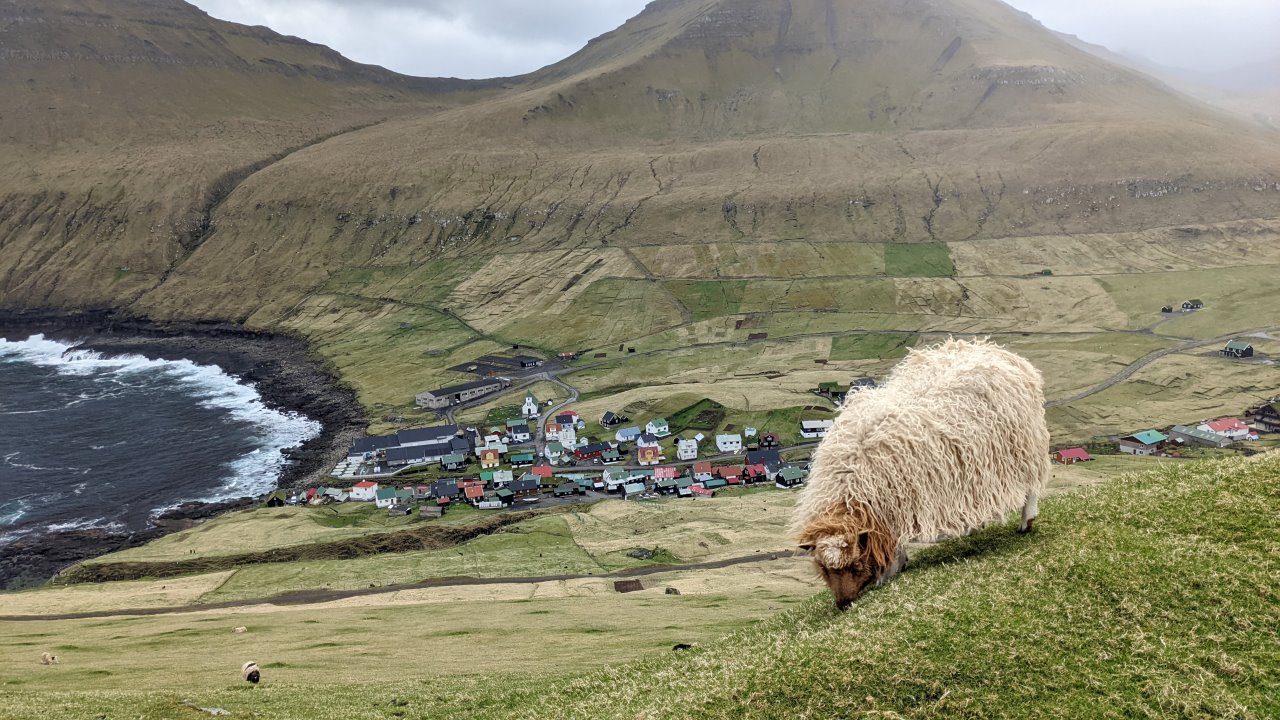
[232,626,248,634]
[242,661,261,684]
[791,338,1050,609]
[40,653,59,666]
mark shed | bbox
[1170,425,1233,448]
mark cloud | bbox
[190,0,1278,78]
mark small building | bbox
[816,382,848,404]
[574,443,612,462]
[431,480,460,502]
[623,482,648,500]
[676,438,699,461]
[601,449,624,464]
[513,355,544,368]
[615,427,642,443]
[713,466,742,483]
[522,392,540,419]
[441,453,468,471]
[420,505,444,519]
[531,464,555,481]
[510,452,535,468]
[264,490,289,508]
[637,433,661,449]
[775,467,807,489]
[637,446,663,466]
[1119,430,1168,456]
[507,422,532,444]
[716,434,743,453]
[559,352,580,361]
[692,461,714,483]
[479,448,502,469]
[1170,425,1233,449]
[1199,418,1250,441]
[495,488,515,505]
[491,469,515,486]
[758,433,781,449]
[742,464,770,484]
[415,379,506,410]
[1252,402,1280,433]
[509,477,540,498]
[1160,305,1174,314]
[746,449,781,468]
[1221,341,1254,359]
[554,482,583,498]
[1053,448,1094,464]
[375,487,398,509]
[544,441,565,463]
[800,420,834,439]
[646,418,671,437]
[1182,299,1204,311]
[600,411,629,428]
[351,481,379,502]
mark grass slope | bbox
[4,454,1275,718]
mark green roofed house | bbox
[510,452,535,467]
[495,488,515,504]
[645,418,671,437]
[1221,340,1255,359]
[1119,430,1168,457]
[775,467,808,488]
[375,487,398,509]
[704,479,729,490]
[395,488,415,504]
[601,449,623,464]
[441,453,468,471]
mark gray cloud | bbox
[191,0,1279,78]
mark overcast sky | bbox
[192,0,1280,79]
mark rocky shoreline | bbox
[0,310,367,590]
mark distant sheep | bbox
[242,661,261,684]
[40,653,59,666]
[232,626,248,634]
[792,338,1050,609]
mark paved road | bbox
[1045,324,1279,409]
[1,551,801,622]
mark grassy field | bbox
[5,453,1274,718]
[884,242,955,277]
[828,332,916,361]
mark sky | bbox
[191,0,1280,79]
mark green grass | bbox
[667,399,729,434]
[10,453,1276,718]
[663,280,748,322]
[884,242,955,277]
[829,332,915,361]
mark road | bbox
[1,550,801,622]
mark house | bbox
[412,484,433,501]
[603,469,628,493]
[509,452,535,468]
[1161,305,1174,314]
[531,464,555,481]
[513,355,544,368]
[746,449,781,468]
[676,477,696,497]
[431,480,460,502]
[544,441,565,462]
[347,434,400,459]
[1053,448,1094,464]
[692,461,714,483]
[600,411,629,428]
[704,479,729,490]
[742,464,770,484]
[495,487,515,505]
[758,433,780,449]
[479,448,502,469]
[351,481,379,502]
[1200,418,1251,441]
[482,434,509,453]
[491,469,515,486]
[646,418,671,437]
[637,433,661,448]
[775,467,807,489]
[1221,341,1255,359]
[615,427,642,444]
[264,490,288,508]
[654,478,679,496]
[554,482,583,498]
[506,422,532,444]
[800,420,834,439]
[1182,299,1204,311]
[1119,430,1168,456]
[463,485,486,505]
[654,466,680,481]
[623,482,648,500]
[384,443,447,468]
[716,434,743,453]
[572,443,610,462]
[1252,402,1280,432]
[375,487,398,509]
[388,505,411,517]
[559,351,580,361]
[509,476,540,498]
[1170,425,1233,449]
[556,411,583,428]
[601,449,623,464]
[396,425,459,448]
[676,438,699,461]
[395,488,415,505]
[557,424,578,447]
[637,446,663,466]
[420,505,444,519]
[441,453,468,471]
[851,377,878,392]
[415,378,506,409]
[816,382,848,403]
[713,466,742,483]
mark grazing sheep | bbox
[40,653,59,666]
[792,338,1050,609]
[242,661,261,684]
[232,626,248,634]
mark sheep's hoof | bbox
[1018,519,1035,534]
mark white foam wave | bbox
[0,333,322,504]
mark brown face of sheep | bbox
[800,532,879,610]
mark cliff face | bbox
[3,0,1280,327]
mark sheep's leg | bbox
[1018,488,1040,534]
[877,546,909,586]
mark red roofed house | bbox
[531,464,554,479]
[742,464,769,483]
[479,448,502,469]
[637,446,663,466]
[350,481,378,502]
[1053,448,1094,464]
[1199,418,1251,441]
[464,485,485,505]
[692,461,713,482]
[654,467,680,480]
[714,466,742,484]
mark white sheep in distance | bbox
[792,338,1050,609]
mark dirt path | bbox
[0,551,800,622]
[1044,324,1278,409]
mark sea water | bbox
[0,334,320,545]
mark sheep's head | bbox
[797,510,896,610]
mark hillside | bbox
[3,452,1275,718]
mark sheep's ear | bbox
[857,532,871,553]
[798,543,815,552]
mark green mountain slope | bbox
[7,452,1277,718]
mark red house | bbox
[531,464,555,479]
[654,467,680,480]
[742,464,769,483]
[574,443,611,461]
[714,466,742,484]
[1053,447,1094,464]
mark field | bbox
[3,453,1274,718]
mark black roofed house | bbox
[600,411,629,428]
[554,482,584,498]
[746,449,781,468]
[512,355,544,368]
[758,433,781,449]
[431,480,460,501]
[775,467,808,488]
[510,477,540,498]
[1182,299,1204,311]
[396,425,459,447]
[1251,402,1280,432]
[816,382,848,403]
[1221,340,1254,359]
[348,434,399,459]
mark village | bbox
[282,331,1279,518]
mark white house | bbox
[544,441,565,463]
[646,418,671,437]
[716,434,743,453]
[492,470,515,486]
[744,427,758,438]
[602,468,628,493]
[558,424,577,447]
[350,481,378,502]
[677,438,699,461]
[374,488,397,509]
[522,392,540,419]
[615,427,642,443]
[637,433,661,449]
[800,420,834,439]
[1199,418,1250,441]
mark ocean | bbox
[0,334,321,546]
